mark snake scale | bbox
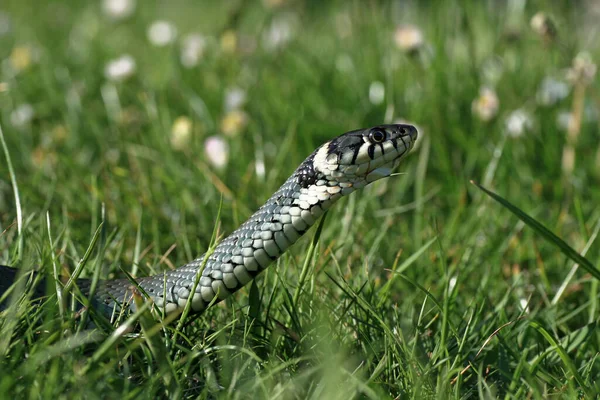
[0,124,417,319]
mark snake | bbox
[0,124,417,319]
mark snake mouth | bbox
[366,166,393,183]
[365,156,405,183]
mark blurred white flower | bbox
[170,116,192,150]
[10,103,34,128]
[566,51,597,85]
[472,87,499,122]
[224,87,247,112]
[334,11,352,39]
[368,81,385,105]
[537,77,569,106]
[556,111,572,131]
[394,25,424,53]
[481,57,504,85]
[519,297,530,313]
[204,136,229,169]
[448,276,458,292]
[104,54,136,81]
[263,0,285,8]
[147,20,177,47]
[102,0,135,20]
[504,109,533,138]
[263,13,298,51]
[584,103,598,123]
[238,35,257,56]
[180,33,207,68]
[530,12,557,42]
[335,54,354,73]
[0,11,11,36]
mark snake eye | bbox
[369,129,386,143]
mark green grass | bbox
[1,0,599,398]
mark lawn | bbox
[0,0,599,398]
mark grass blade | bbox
[293,211,328,306]
[529,321,594,397]
[471,181,600,281]
[0,123,23,261]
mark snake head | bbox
[312,124,418,188]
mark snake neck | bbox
[100,147,356,315]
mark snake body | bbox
[1,124,417,318]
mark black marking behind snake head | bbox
[296,152,318,188]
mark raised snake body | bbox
[1,124,417,319]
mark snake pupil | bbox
[369,129,386,143]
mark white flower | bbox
[556,111,572,131]
[204,136,229,169]
[472,87,499,122]
[170,116,192,150]
[262,13,297,51]
[481,57,504,85]
[104,54,136,81]
[394,25,424,53]
[147,20,177,47]
[180,33,207,68]
[224,87,247,112]
[537,77,569,106]
[0,11,11,36]
[504,109,533,138]
[519,298,530,313]
[334,11,352,39]
[368,81,385,105]
[10,103,34,128]
[566,52,597,85]
[102,0,135,20]
[530,12,557,42]
[448,276,458,292]
[335,54,354,73]
[263,0,285,8]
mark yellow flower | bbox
[220,110,248,137]
[52,125,69,143]
[170,116,193,150]
[220,30,237,54]
[10,46,33,72]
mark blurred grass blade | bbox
[471,181,600,281]
[0,123,23,261]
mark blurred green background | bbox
[0,0,599,398]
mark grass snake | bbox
[0,124,418,320]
